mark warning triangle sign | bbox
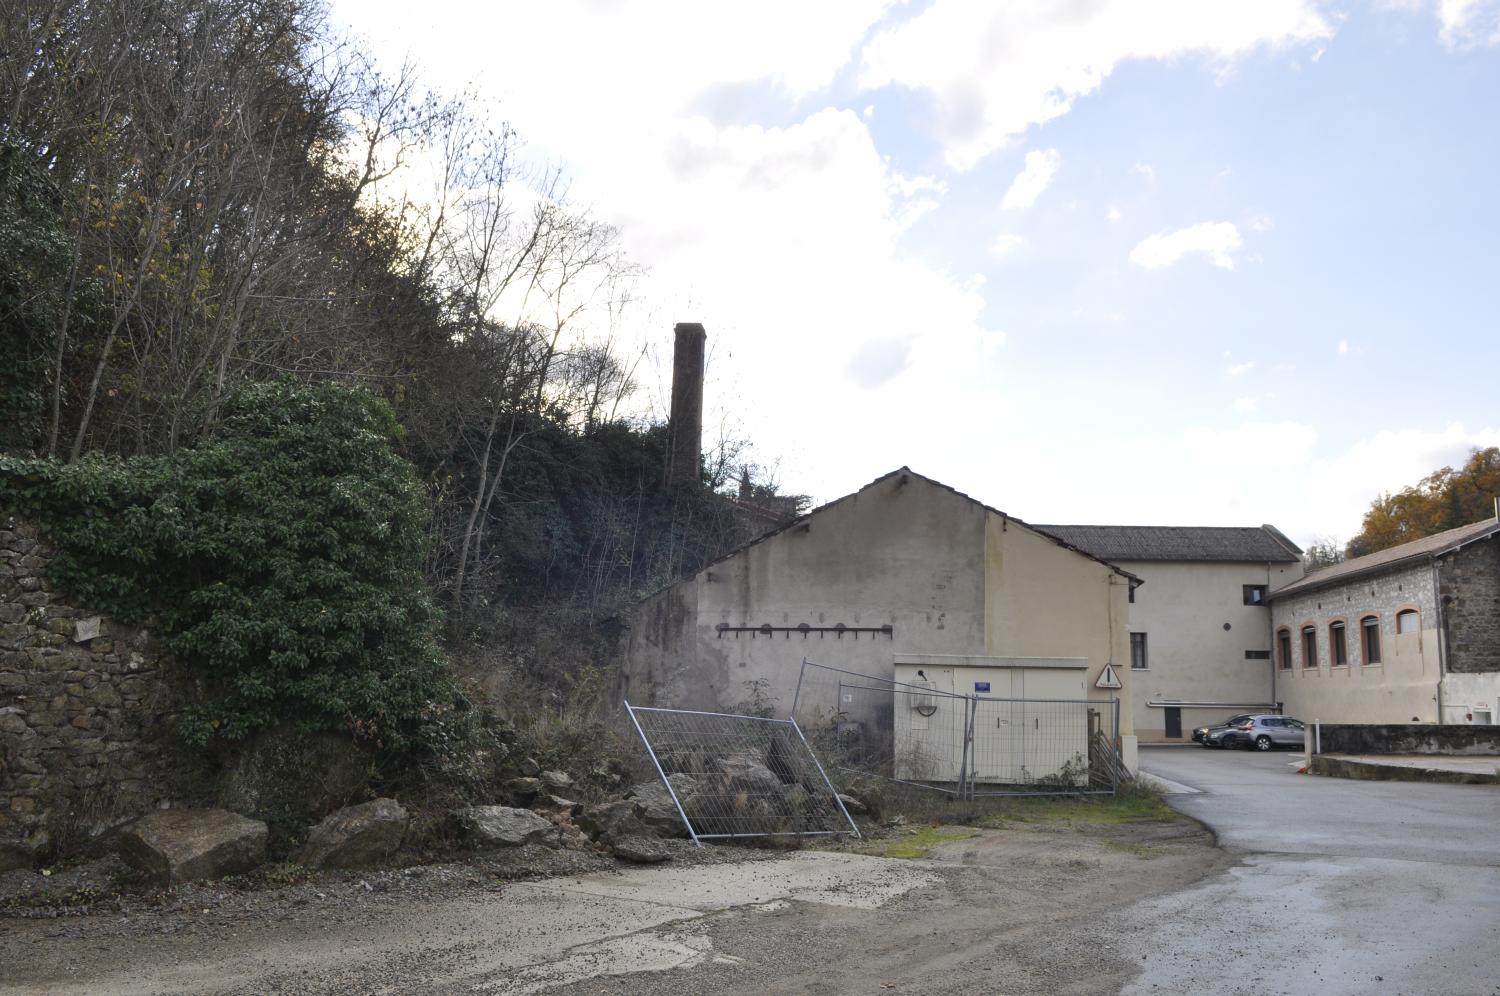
[1095,662,1122,690]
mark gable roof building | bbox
[616,467,1143,768]
[1269,514,1500,726]
[1032,523,1305,743]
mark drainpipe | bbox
[1267,563,1277,710]
[1431,558,1448,725]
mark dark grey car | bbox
[1194,713,1253,747]
[1223,715,1306,751]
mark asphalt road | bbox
[1130,745,1500,995]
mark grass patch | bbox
[849,825,978,859]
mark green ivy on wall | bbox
[0,381,455,750]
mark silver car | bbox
[1224,715,1305,751]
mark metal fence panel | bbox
[624,702,860,845]
[792,658,1124,799]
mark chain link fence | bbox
[792,659,1123,798]
[624,702,859,845]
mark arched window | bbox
[1360,615,1381,665]
[1277,628,1293,671]
[1396,609,1420,635]
[1329,620,1348,666]
[1302,625,1318,668]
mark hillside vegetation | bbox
[0,1,792,781]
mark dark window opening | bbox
[1130,632,1148,670]
[1361,616,1382,664]
[1245,650,1271,660]
[1330,621,1347,666]
[1277,630,1293,671]
[1243,584,1268,605]
[1302,626,1318,668]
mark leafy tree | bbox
[1,381,453,749]
[1348,447,1500,557]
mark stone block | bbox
[293,798,409,869]
[72,617,102,643]
[454,805,558,848]
[116,809,268,884]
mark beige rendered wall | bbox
[617,473,988,716]
[982,517,1135,736]
[1271,561,1441,724]
[1118,560,1285,742]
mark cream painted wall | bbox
[617,473,1136,750]
[1117,560,1287,742]
[618,473,988,715]
[982,517,1135,736]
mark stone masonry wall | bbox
[0,516,191,869]
[1439,536,1500,675]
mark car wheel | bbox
[1254,735,1272,751]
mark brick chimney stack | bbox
[665,323,706,490]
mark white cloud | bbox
[1000,148,1062,210]
[1131,162,1158,184]
[332,0,1002,489]
[1232,397,1259,413]
[1107,206,1122,222]
[1056,420,1500,543]
[1435,0,1500,46]
[1130,221,1245,270]
[859,1,1333,169]
[991,233,1025,256]
[1338,338,1350,354]
[1227,360,1256,377]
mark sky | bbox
[330,0,1500,548]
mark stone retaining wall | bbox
[0,516,195,869]
[1313,723,1500,756]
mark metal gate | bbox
[791,659,1124,798]
[624,701,861,845]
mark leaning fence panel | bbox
[624,702,859,844]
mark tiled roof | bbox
[1030,524,1302,564]
[1270,517,1500,598]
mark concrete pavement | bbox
[1128,745,1500,996]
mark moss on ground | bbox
[845,825,979,859]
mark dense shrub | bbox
[0,381,455,750]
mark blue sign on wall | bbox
[974,681,991,692]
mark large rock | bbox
[294,798,408,869]
[539,769,574,792]
[217,726,370,826]
[611,835,671,864]
[116,809,267,884]
[627,775,697,838]
[577,799,650,843]
[455,806,558,848]
[716,752,785,796]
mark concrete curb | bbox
[1310,755,1500,785]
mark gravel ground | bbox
[0,816,1224,995]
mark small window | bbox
[1245,650,1271,660]
[1396,609,1420,635]
[1330,621,1348,666]
[1243,585,1268,605]
[1277,629,1293,671]
[1302,625,1318,668]
[1361,616,1382,665]
[1130,632,1148,670]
